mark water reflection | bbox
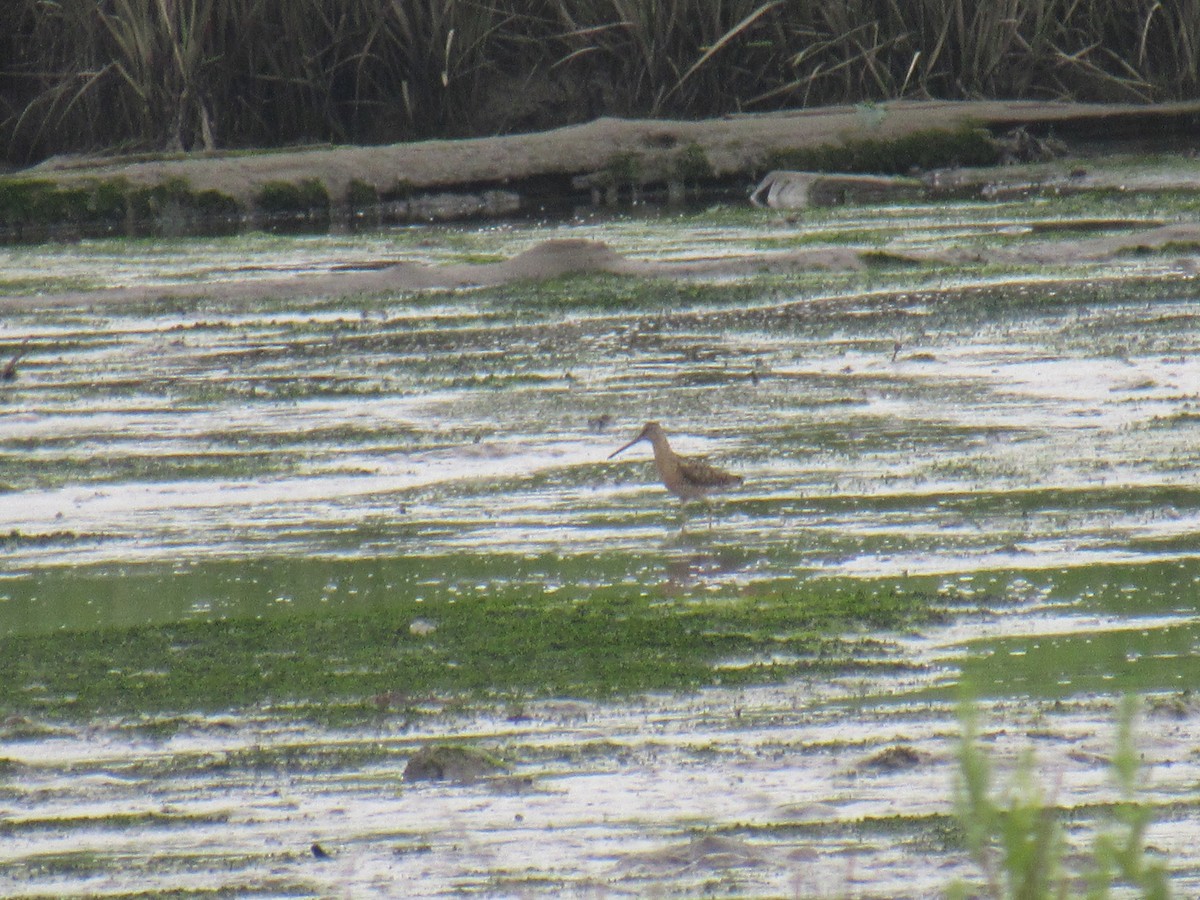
[661,551,748,596]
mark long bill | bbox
[608,437,643,460]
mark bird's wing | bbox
[678,456,743,488]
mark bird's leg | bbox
[678,500,689,534]
[705,498,714,531]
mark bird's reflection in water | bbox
[661,552,746,595]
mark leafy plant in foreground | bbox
[951,695,1170,900]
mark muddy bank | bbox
[5,99,1199,237]
[29,100,1200,197]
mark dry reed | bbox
[0,0,1195,163]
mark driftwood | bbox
[751,171,924,208]
[22,100,1200,209]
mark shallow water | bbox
[2,668,1198,898]
[2,201,1200,896]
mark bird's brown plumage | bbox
[608,421,743,503]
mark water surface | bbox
[2,202,1199,896]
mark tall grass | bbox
[0,0,530,158]
[1,0,1197,163]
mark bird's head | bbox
[608,421,664,459]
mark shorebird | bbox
[608,421,743,529]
